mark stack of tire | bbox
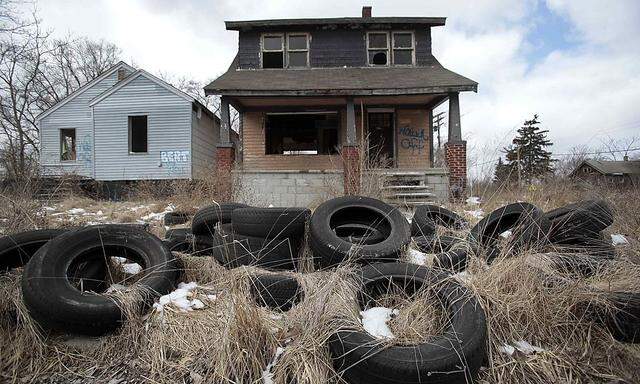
[1,225,180,335]
[208,205,310,271]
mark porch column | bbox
[343,97,360,194]
[445,92,467,199]
[216,96,235,199]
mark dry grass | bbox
[1,180,640,383]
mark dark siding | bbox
[236,27,433,69]
[310,29,366,67]
[238,31,261,69]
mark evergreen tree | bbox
[503,114,554,182]
[493,156,514,183]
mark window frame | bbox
[261,33,285,69]
[366,31,390,67]
[59,128,76,162]
[391,31,415,66]
[286,33,310,68]
[128,115,148,154]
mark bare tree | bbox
[599,135,639,161]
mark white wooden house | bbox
[37,61,227,181]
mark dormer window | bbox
[367,31,415,66]
[262,33,309,69]
[392,32,414,65]
[367,32,389,66]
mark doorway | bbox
[367,112,394,167]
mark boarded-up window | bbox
[60,129,76,161]
[266,113,339,155]
[129,115,148,153]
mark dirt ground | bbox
[1,181,639,383]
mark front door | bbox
[367,112,394,167]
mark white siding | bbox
[191,108,219,179]
[39,68,133,177]
[93,75,192,180]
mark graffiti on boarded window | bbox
[399,126,425,155]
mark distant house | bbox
[570,158,640,186]
[37,61,232,182]
[205,6,477,206]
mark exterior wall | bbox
[395,108,430,169]
[235,170,343,207]
[92,75,192,180]
[191,108,219,179]
[236,27,434,69]
[39,66,134,177]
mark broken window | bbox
[367,32,389,66]
[392,32,414,65]
[129,115,148,153]
[262,34,284,68]
[60,128,76,161]
[265,113,339,155]
[287,34,309,67]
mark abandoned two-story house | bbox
[206,7,477,206]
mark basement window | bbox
[265,113,339,155]
[60,129,76,161]
[129,115,148,153]
[367,32,389,66]
[262,34,284,68]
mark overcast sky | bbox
[34,0,640,174]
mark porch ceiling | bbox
[230,94,447,110]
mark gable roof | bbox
[205,56,477,96]
[36,61,135,121]
[225,17,446,31]
[89,69,195,106]
[574,159,640,176]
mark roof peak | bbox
[225,16,446,31]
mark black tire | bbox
[310,196,410,268]
[548,232,616,259]
[21,224,180,335]
[163,228,195,253]
[335,223,387,245]
[602,292,640,343]
[211,224,300,270]
[469,202,550,256]
[191,203,248,235]
[165,228,192,241]
[249,274,303,311]
[433,248,469,272]
[163,211,191,226]
[413,235,462,253]
[329,263,487,383]
[232,207,310,239]
[411,205,467,236]
[545,200,613,243]
[0,229,68,272]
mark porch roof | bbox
[205,58,477,97]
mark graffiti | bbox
[76,133,93,166]
[161,150,190,176]
[399,126,425,155]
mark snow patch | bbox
[465,209,484,219]
[360,307,399,339]
[67,208,86,215]
[466,196,481,205]
[611,234,629,246]
[153,282,202,312]
[262,346,285,384]
[453,271,472,283]
[500,230,512,238]
[407,248,429,265]
[140,204,175,222]
[499,340,545,356]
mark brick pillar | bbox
[342,146,360,195]
[216,145,235,200]
[445,140,467,200]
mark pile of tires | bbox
[308,196,411,269]
[211,206,310,271]
[0,224,181,336]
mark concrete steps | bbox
[379,172,438,207]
